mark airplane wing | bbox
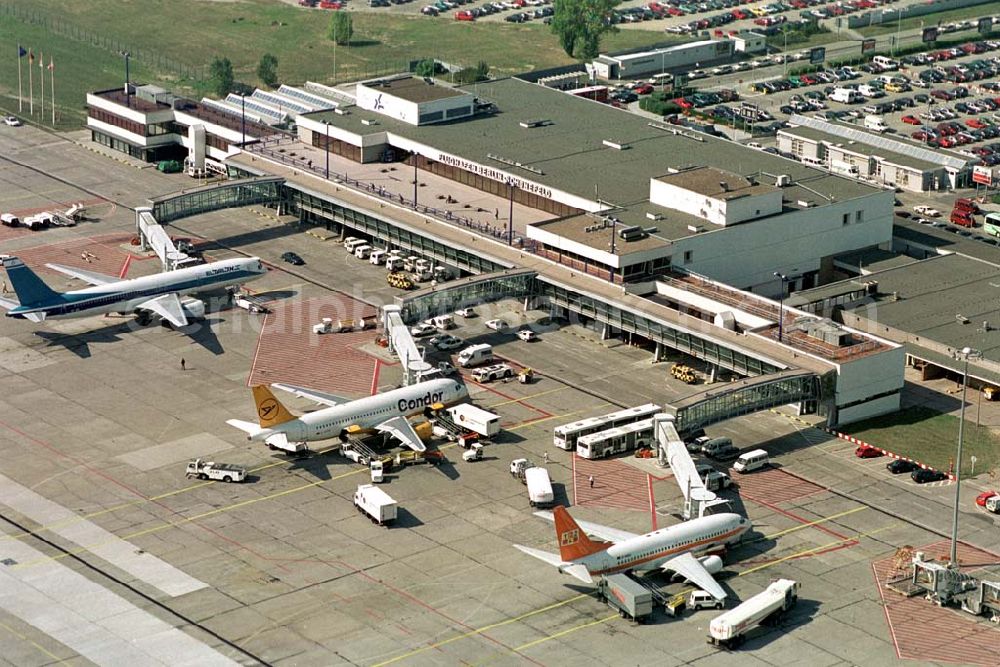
[45,263,118,286]
[270,383,349,407]
[513,545,593,583]
[533,511,637,544]
[375,415,426,452]
[138,293,188,328]
[661,551,727,600]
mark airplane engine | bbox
[181,297,206,320]
[698,555,723,575]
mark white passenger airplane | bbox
[0,255,266,328]
[515,506,751,599]
[227,378,468,453]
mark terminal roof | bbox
[366,76,470,103]
[656,166,778,200]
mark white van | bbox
[456,343,493,368]
[430,314,455,330]
[864,115,889,133]
[801,156,826,168]
[354,244,372,260]
[342,236,359,249]
[344,238,367,253]
[733,448,769,473]
[369,249,386,265]
[872,55,898,71]
[0,213,19,227]
[385,256,404,272]
[829,88,862,104]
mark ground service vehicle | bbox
[472,363,514,383]
[354,484,398,525]
[510,459,554,507]
[430,314,455,329]
[232,292,271,314]
[343,238,366,252]
[385,256,404,272]
[387,272,413,289]
[732,449,769,473]
[370,459,385,483]
[353,245,372,260]
[577,418,653,459]
[0,213,20,227]
[708,579,799,648]
[445,403,500,438]
[369,249,386,265]
[456,343,493,367]
[553,403,661,451]
[185,458,247,483]
[462,443,483,461]
[598,574,653,623]
[986,496,1000,514]
[689,589,725,610]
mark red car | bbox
[901,115,921,125]
[633,84,653,95]
[319,0,342,8]
[674,97,694,109]
[454,9,474,20]
[855,445,883,459]
[976,491,997,507]
[966,118,987,129]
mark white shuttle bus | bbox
[576,418,655,459]
[553,403,660,451]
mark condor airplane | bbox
[0,255,266,328]
[515,506,750,599]
[227,379,468,453]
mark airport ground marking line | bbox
[371,594,590,667]
[0,445,344,544]
[12,464,369,570]
[483,613,619,662]
[0,618,70,665]
[738,525,893,577]
[486,386,567,409]
[506,404,613,432]
[758,506,867,542]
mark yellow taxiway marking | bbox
[506,403,613,432]
[474,613,619,665]
[0,444,344,544]
[12,462,370,570]
[486,385,568,409]
[758,506,867,542]
[371,594,590,667]
[738,525,893,578]
[0,618,70,665]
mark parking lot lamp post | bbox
[773,272,788,342]
[782,31,788,78]
[324,121,330,180]
[507,181,516,245]
[950,346,982,567]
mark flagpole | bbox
[50,58,55,125]
[39,51,44,118]
[17,46,23,113]
[28,50,33,116]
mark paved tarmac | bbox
[0,123,998,666]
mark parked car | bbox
[2,116,21,127]
[431,334,464,350]
[887,459,919,474]
[913,205,941,217]
[854,445,883,458]
[975,490,997,507]
[911,468,947,484]
[485,319,509,331]
[410,323,437,337]
[517,328,538,342]
[281,251,305,265]
[454,307,476,317]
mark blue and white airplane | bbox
[0,255,267,328]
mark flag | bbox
[18,45,26,58]
[17,46,26,112]
[28,49,34,64]
[47,57,54,71]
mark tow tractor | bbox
[185,458,247,483]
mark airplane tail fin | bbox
[1,256,60,308]
[554,505,613,562]
[251,385,297,428]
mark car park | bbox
[911,468,948,484]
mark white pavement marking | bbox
[0,473,206,597]
[0,523,238,666]
[117,433,233,472]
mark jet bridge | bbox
[654,414,730,520]
[382,305,431,385]
[134,207,199,271]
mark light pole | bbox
[120,50,131,107]
[412,155,418,209]
[774,272,788,342]
[950,346,982,567]
[507,181,516,245]
[324,121,330,180]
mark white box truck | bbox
[708,579,799,648]
[456,343,494,368]
[354,484,398,526]
[446,403,501,438]
[524,466,554,507]
[864,115,889,133]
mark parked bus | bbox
[552,404,660,451]
[577,418,655,460]
[984,212,1000,238]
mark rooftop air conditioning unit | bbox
[646,212,663,221]
[361,119,378,126]
[775,174,792,187]
[796,200,814,207]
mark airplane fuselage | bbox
[579,513,749,577]
[8,258,266,320]
[255,379,468,443]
